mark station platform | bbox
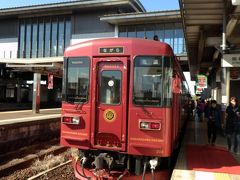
[0,108,61,154]
[0,108,61,126]
[171,119,240,180]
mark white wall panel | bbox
[71,32,115,45]
[0,38,18,59]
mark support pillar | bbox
[16,84,21,103]
[114,25,119,37]
[220,67,230,121]
[32,73,41,114]
[220,4,229,121]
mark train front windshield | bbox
[63,57,90,103]
[133,56,172,107]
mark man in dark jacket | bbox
[206,100,221,146]
[225,97,240,154]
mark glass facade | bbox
[18,16,71,58]
[44,19,51,57]
[38,20,44,58]
[119,23,186,54]
[31,21,38,58]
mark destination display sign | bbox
[99,47,124,54]
[222,54,240,67]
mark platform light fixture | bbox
[26,80,47,85]
[232,0,240,5]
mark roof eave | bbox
[100,10,181,24]
[0,0,145,17]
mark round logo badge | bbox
[103,109,116,122]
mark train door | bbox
[94,57,128,151]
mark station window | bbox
[119,26,127,37]
[58,20,65,56]
[118,23,186,54]
[127,26,136,38]
[145,25,155,39]
[18,16,71,58]
[25,22,31,58]
[136,25,145,38]
[51,18,58,57]
[19,22,25,58]
[38,20,44,58]
[44,18,51,57]
[31,21,38,58]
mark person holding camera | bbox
[206,100,221,146]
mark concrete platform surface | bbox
[171,119,240,180]
[0,108,61,126]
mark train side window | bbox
[172,72,181,94]
[133,56,173,107]
[163,57,173,106]
[63,57,90,103]
[133,56,163,106]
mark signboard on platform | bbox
[195,87,204,94]
[222,54,240,67]
[195,75,207,94]
[196,75,207,88]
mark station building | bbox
[0,0,187,110]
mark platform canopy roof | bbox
[179,0,226,79]
[100,10,181,25]
[180,0,240,80]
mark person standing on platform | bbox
[153,35,159,41]
[204,100,211,121]
[225,97,240,154]
[206,100,221,146]
[187,97,195,120]
[197,98,205,121]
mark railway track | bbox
[0,140,72,179]
[28,160,72,180]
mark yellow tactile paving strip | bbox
[171,119,240,180]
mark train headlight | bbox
[72,117,80,124]
[140,122,149,129]
[139,121,161,130]
[62,116,80,124]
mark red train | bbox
[60,38,189,179]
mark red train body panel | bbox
[60,38,189,179]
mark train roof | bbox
[64,38,174,57]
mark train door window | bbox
[100,70,121,105]
[163,57,173,106]
[64,57,90,103]
[133,56,163,106]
